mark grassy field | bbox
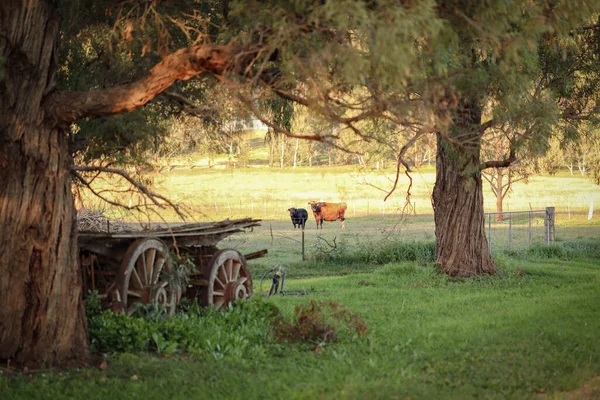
[1,249,599,399]
[4,166,594,399]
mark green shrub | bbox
[86,298,280,358]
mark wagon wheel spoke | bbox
[126,303,137,316]
[218,264,228,284]
[236,277,247,285]
[214,275,225,289]
[127,289,143,298]
[136,257,149,287]
[213,290,224,297]
[146,248,157,284]
[130,267,143,289]
[213,298,225,310]
[225,259,233,281]
[151,256,166,284]
[231,261,241,282]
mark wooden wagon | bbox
[78,218,267,315]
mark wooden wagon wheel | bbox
[114,238,178,316]
[201,249,253,310]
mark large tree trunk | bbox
[432,97,496,277]
[0,1,89,367]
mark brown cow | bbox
[308,201,347,229]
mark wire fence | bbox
[181,198,422,221]
[484,208,555,254]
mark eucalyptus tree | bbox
[2,0,600,367]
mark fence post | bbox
[528,211,532,246]
[487,213,492,253]
[509,212,512,249]
[301,227,305,261]
[545,207,555,244]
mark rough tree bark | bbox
[0,0,234,367]
[432,97,496,277]
[0,1,89,367]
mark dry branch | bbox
[72,165,187,220]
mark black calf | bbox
[287,207,308,229]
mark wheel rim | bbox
[202,249,253,310]
[115,238,177,316]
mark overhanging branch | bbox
[44,45,234,124]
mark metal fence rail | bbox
[484,207,555,253]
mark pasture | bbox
[4,167,598,399]
[1,240,599,399]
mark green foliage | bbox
[86,298,280,358]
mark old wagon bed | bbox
[78,218,266,315]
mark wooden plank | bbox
[244,249,268,260]
[78,219,261,246]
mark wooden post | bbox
[487,213,492,253]
[301,226,305,261]
[545,206,555,244]
[528,210,532,246]
[509,212,512,249]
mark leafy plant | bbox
[86,298,280,358]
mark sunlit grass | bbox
[2,257,599,399]
[79,165,600,225]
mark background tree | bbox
[481,128,535,221]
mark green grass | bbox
[2,253,599,399]
[42,166,600,398]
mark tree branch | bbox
[480,148,517,170]
[384,125,433,201]
[71,165,187,220]
[44,45,234,123]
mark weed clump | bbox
[270,300,367,350]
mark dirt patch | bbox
[536,376,600,400]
